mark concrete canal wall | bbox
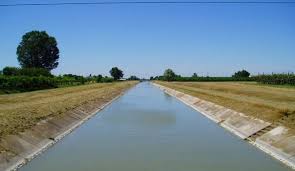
[0,92,126,171]
[153,82,295,169]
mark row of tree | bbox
[151,69,294,85]
[255,73,295,85]
[150,69,252,82]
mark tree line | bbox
[150,69,253,82]
[151,69,295,86]
[1,30,293,94]
[0,31,136,94]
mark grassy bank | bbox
[0,81,137,140]
[155,81,295,129]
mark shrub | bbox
[154,75,254,82]
[19,68,52,77]
[101,77,114,83]
[2,66,52,77]
[127,76,140,80]
[2,67,19,76]
[95,75,103,83]
[254,73,295,85]
[0,75,57,92]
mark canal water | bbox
[20,82,291,171]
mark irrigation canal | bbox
[20,82,291,171]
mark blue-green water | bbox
[20,82,291,171]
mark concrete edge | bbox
[152,83,251,136]
[220,123,248,139]
[2,86,132,171]
[250,140,295,169]
[156,84,221,123]
[152,82,295,170]
[153,82,269,130]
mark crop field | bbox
[156,81,295,129]
[0,81,137,140]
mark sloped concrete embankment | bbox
[153,83,295,169]
[0,92,125,171]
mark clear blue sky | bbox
[1,0,295,78]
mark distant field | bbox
[0,81,137,139]
[156,81,295,129]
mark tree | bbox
[192,73,198,78]
[2,67,19,76]
[17,31,59,71]
[150,76,154,80]
[233,70,250,78]
[96,74,103,82]
[128,75,140,80]
[110,67,124,80]
[163,69,176,81]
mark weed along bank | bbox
[16,83,291,171]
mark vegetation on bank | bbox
[0,67,120,94]
[0,30,140,94]
[156,81,295,129]
[151,68,294,86]
[0,30,140,150]
[0,81,137,139]
[255,73,295,86]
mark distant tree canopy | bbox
[110,67,124,80]
[163,69,176,81]
[233,70,250,78]
[192,73,198,78]
[17,31,59,71]
[128,75,140,80]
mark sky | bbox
[0,0,295,78]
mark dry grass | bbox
[0,81,137,139]
[156,81,295,129]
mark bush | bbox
[62,74,86,84]
[19,68,52,77]
[95,75,103,83]
[254,73,295,85]
[0,75,57,92]
[2,67,19,76]
[2,66,52,77]
[101,77,114,83]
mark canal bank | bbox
[153,82,295,170]
[19,82,291,171]
[0,83,136,171]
